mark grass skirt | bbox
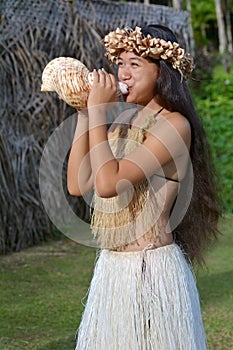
[75,243,207,350]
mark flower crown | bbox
[102,26,194,79]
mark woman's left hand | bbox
[87,69,119,108]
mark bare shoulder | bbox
[146,110,191,149]
[159,110,190,134]
[168,112,191,146]
[160,110,190,129]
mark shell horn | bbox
[41,57,128,110]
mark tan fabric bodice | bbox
[91,115,168,250]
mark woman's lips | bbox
[118,82,128,94]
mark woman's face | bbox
[117,51,159,106]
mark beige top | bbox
[91,113,179,250]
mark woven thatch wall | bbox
[0,0,190,253]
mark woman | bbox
[68,25,221,349]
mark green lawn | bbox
[0,215,232,350]
[196,214,233,350]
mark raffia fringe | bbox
[75,244,207,350]
[91,180,161,249]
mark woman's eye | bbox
[131,63,139,67]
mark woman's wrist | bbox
[72,110,89,143]
[77,109,88,119]
[88,105,109,131]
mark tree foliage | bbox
[192,65,233,213]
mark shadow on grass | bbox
[37,334,76,350]
[197,269,233,305]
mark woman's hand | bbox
[87,69,119,108]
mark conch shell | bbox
[41,57,128,110]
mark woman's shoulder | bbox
[158,109,189,124]
[155,109,191,134]
[147,109,191,149]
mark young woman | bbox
[68,25,221,350]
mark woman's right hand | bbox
[87,69,119,108]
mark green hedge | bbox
[192,65,233,213]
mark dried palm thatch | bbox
[0,0,190,253]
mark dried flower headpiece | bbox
[102,26,194,79]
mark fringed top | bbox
[91,110,165,250]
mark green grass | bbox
[0,216,233,350]
[0,240,96,350]
[196,214,233,350]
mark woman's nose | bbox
[119,67,131,80]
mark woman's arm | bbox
[89,111,191,197]
[67,68,119,197]
[67,111,94,196]
[88,70,191,198]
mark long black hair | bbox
[141,24,222,264]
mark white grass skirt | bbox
[75,243,207,350]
